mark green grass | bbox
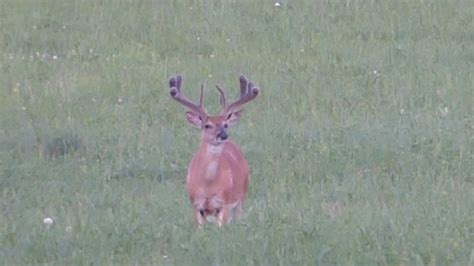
[1,0,473,264]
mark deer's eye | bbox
[223,123,228,128]
[204,124,213,129]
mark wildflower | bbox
[275,2,281,7]
[440,106,449,116]
[43,217,54,225]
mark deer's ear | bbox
[186,111,203,127]
[225,110,242,126]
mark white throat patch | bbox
[207,144,224,155]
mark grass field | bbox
[1,0,473,264]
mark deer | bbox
[168,74,259,228]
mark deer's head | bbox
[169,75,259,146]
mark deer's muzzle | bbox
[216,129,228,141]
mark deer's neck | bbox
[202,142,224,156]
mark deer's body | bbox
[187,139,249,225]
[168,74,259,228]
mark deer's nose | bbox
[217,129,228,140]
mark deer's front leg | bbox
[194,208,205,229]
[217,206,233,227]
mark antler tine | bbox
[225,75,259,113]
[176,74,182,90]
[247,82,254,97]
[215,85,226,109]
[169,75,207,117]
[169,76,178,90]
[239,75,248,97]
[199,83,205,107]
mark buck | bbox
[168,74,259,228]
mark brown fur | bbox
[186,116,249,227]
[168,74,258,228]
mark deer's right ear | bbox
[186,111,203,127]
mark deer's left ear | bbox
[186,111,203,128]
[225,110,242,126]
